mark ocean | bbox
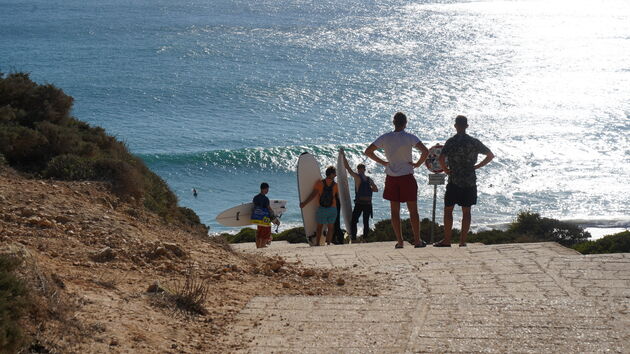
[2,0,629,236]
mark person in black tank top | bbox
[341,149,379,243]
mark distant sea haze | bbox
[2,0,629,233]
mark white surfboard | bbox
[297,152,322,246]
[336,150,353,237]
[215,200,287,227]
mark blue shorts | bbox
[316,206,337,225]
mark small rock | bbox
[301,269,315,278]
[91,247,116,263]
[321,272,329,279]
[336,278,345,286]
[270,262,282,272]
[147,281,167,293]
[282,282,290,289]
[151,247,168,259]
[163,242,186,258]
[55,215,72,224]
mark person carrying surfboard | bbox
[252,182,274,248]
[365,112,429,249]
[299,166,339,246]
[435,115,494,247]
[340,148,379,243]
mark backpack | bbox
[356,176,373,203]
[319,179,335,207]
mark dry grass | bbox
[4,244,86,352]
[170,266,210,316]
[148,266,210,317]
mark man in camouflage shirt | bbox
[435,115,494,247]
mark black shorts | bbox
[444,183,477,207]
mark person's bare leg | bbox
[316,224,323,246]
[390,201,403,246]
[407,200,420,245]
[442,206,454,245]
[326,223,334,245]
[460,207,471,245]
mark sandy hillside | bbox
[0,166,380,353]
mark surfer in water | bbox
[252,182,273,248]
[435,115,494,247]
[365,112,429,249]
[299,166,339,246]
[340,148,378,243]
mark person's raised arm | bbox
[412,141,429,168]
[364,144,388,167]
[369,177,378,192]
[475,150,494,170]
[340,148,359,178]
[299,188,318,208]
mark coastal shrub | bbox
[468,229,518,245]
[572,231,630,254]
[508,211,590,246]
[94,159,144,201]
[43,154,95,180]
[225,228,256,243]
[274,227,307,243]
[0,255,31,353]
[177,207,201,226]
[0,124,49,169]
[0,153,6,166]
[367,218,438,243]
[0,72,204,230]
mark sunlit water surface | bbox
[1,0,629,235]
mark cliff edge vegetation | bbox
[0,72,202,231]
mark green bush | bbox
[0,255,31,353]
[176,207,201,226]
[43,154,95,180]
[0,72,205,230]
[274,227,307,243]
[0,124,49,169]
[224,228,256,243]
[366,218,440,243]
[468,229,518,245]
[572,231,630,254]
[508,211,590,246]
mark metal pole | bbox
[431,184,437,243]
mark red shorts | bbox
[383,174,417,202]
[256,225,271,242]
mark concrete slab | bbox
[229,242,630,353]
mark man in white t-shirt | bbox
[365,112,429,249]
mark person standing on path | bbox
[365,112,429,249]
[340,148,378,243]
[252,182,274,248]
[435,115,494,247]
[299,166,339,246]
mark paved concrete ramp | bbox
[230,242,630,353]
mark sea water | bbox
[2,0,629,235]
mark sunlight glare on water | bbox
[0,0,628,232]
